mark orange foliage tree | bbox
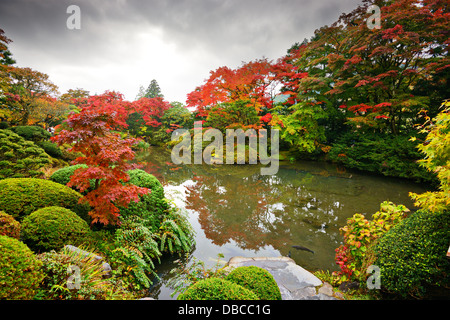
[186,58,306,120]
[52,92,150,225]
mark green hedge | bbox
[225,266,282,300]
[127,169,165,199]
[0,235,45,299]
[328,132,435,184]
[22,206,91,252]
[374,209,450,298]
[0,178,90,222]
[177,278,259,300]
[51,166,164,198]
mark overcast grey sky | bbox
[0,0,363,103]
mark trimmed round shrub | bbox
[127,169,164,198]
[225,266,282,300]
[0,129,50,179]
[22,206,91,253]
[0,178,90,222]
[51,167,164,198]
[374,210,450,298]
[50,168,168,225]
[177,278,259,300]
[119,169,169,226]
[0,211,21,239]
[0,235,45,299]
[50,164,90,190]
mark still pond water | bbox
[135,147,428,300]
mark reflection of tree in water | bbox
[135,147,423,271]
[134,148,194,186]
[183,169,347,258]
[185,174,272,250]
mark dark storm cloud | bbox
[0,0,363,101]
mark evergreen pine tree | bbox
[145,79,164,99]
[135,79,164,100]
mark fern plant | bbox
[158,204,195,255]
[111,216,162,291]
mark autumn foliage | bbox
[52,92,153,225]
[289,0,449,135]
[186,58,306,119]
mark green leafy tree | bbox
[271,101,327,154]
[204,99,261,132]
[164,102,194,129]
[125,112,147,137]
[0,29,15,122]
[139,102,193,145]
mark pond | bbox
[134,147,428,300]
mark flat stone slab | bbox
[227,256,336,300]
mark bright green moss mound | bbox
[22,206,91,253]
[177,278,259,300]
[0,235,45,299]
[0,178,90,222]
[51,166,164,199]
[49,167,169,227]
[225,266,282,300]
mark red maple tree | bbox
[52,92,150,225]
[130,96,172,127]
